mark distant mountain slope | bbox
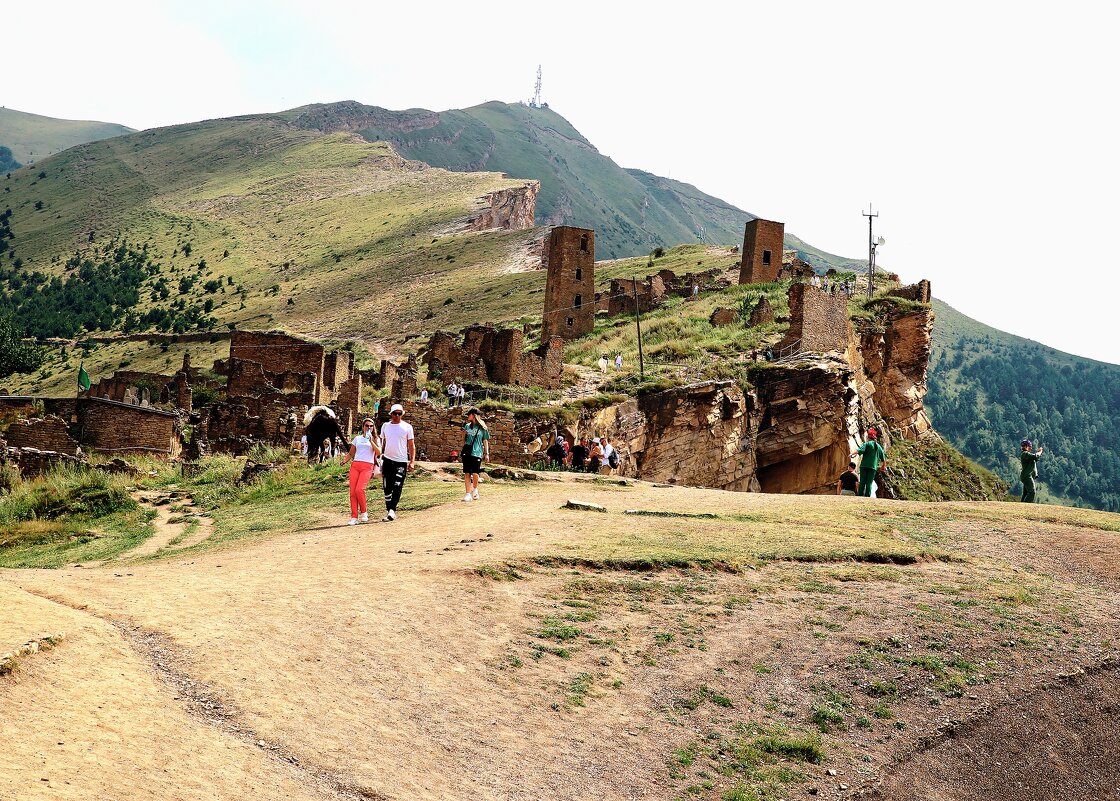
[285,100,863,268]
[0,107,134,166]
[927,299,1120,511]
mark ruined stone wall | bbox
[466,182,539,231]
[383,402,529,466]
[517,338,563,390]
[608,276,665,316]
[5,415,80,455]
[542,226,595,341]
[748,296,776,327]
[321,351,352,403]
[886,280,932,304]
[227,359,317,400]
[77,398,181,456]
[780,283,852,355]
[589,381,759,491]
[337,375,363,421]
[739,218,785,284]
[229,331,325,396]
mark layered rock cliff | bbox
[586,285,938,495]
[466,183,539,231]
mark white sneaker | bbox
[348,518,358,526]
[471,489,479,500]
[359,512,368,523]
[463,493,473,502]
[382,509,396,522]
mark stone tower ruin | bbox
[542,226,595,341]
[738,218,785,284]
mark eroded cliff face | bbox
[589,381,759,491]
[856,306,935,440]
[466,183,539,231]
[576,289,935,496]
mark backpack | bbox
[608,449,619,469]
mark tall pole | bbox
[862,204,879,299]
[632,277,645,379]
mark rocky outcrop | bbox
[856,303,935,441]
[590,381,759,491]
[467,183,539,231]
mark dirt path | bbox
[3,483,1119,801]
[83,489,216,567]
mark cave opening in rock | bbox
[757,442,850,494]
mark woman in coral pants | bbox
[340,417,382,525]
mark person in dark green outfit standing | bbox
[851,428,886,497]
[1020,439,1044,503]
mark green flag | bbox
[77,363,91,392]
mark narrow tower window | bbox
[762,249,772,266]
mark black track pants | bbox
[383,458,408,512]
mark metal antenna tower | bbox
[531,65,542,108]
[862,203,881,299]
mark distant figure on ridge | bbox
[1020,439,1044,503]
[851,428,886,497]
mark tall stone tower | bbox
[542,226,595,341]
[738,218,785,284]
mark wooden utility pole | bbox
[632,278,645,379]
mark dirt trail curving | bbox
[3,481,1119,800]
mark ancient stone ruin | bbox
[606,267,725,317]
[738,218,786,284]
[424,325,563,390]
[778,283,853,356]
[541,226,595,341]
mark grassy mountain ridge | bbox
[290,100,860,265]
[0,107,134,166]
[928,299,1120,511]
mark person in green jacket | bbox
[851,428,886,497]
[1020,439,1044,503]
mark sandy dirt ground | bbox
[3,478,1119,801]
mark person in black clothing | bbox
[836,462,859,496]
[545,435,568,468]
[570,437,590,472]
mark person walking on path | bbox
[446,382,458,408]
[851,429,886,497]
[420,388,428,403]
[457,383,467,406]
[461,407,490,502]
[379,403,415,522]
[836,462,859,496]
[614,353,623,371]
[598,355,609,373]
[1020,439,1044,503]
[341,417,382,525]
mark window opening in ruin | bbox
[762,250,772,266]
[574,293,583,309]
[575,267,582,281]
[580,235,589,252]
[566,317,574,327]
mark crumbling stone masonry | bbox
[739,218,786,284]
[778,283,853,356]
[5,415,81,455]
[424,325,563,390]
[542,226,595,341]
[748,296,776,327]
[886,280,932,304]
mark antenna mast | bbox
[531,65,542,108]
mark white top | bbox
[300,435,308,455]
[380,421,415,462]
[352,432,377,464]
[601,443,615,462]
[420,389,429,401]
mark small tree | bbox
[0,313,44,377]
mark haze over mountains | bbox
[1,101,1117,510]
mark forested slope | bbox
[927,299,1120,511]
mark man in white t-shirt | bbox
[378,403,416,522]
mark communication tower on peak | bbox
[530,65,542,108]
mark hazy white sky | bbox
[7,1,1119,363]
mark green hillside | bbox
[0,107,134,166]
[927,299,1120,512]
[287,100,860,265]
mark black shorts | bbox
[462,455,482,474]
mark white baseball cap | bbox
[390,403,404,414]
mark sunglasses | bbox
[390,411,403,416]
